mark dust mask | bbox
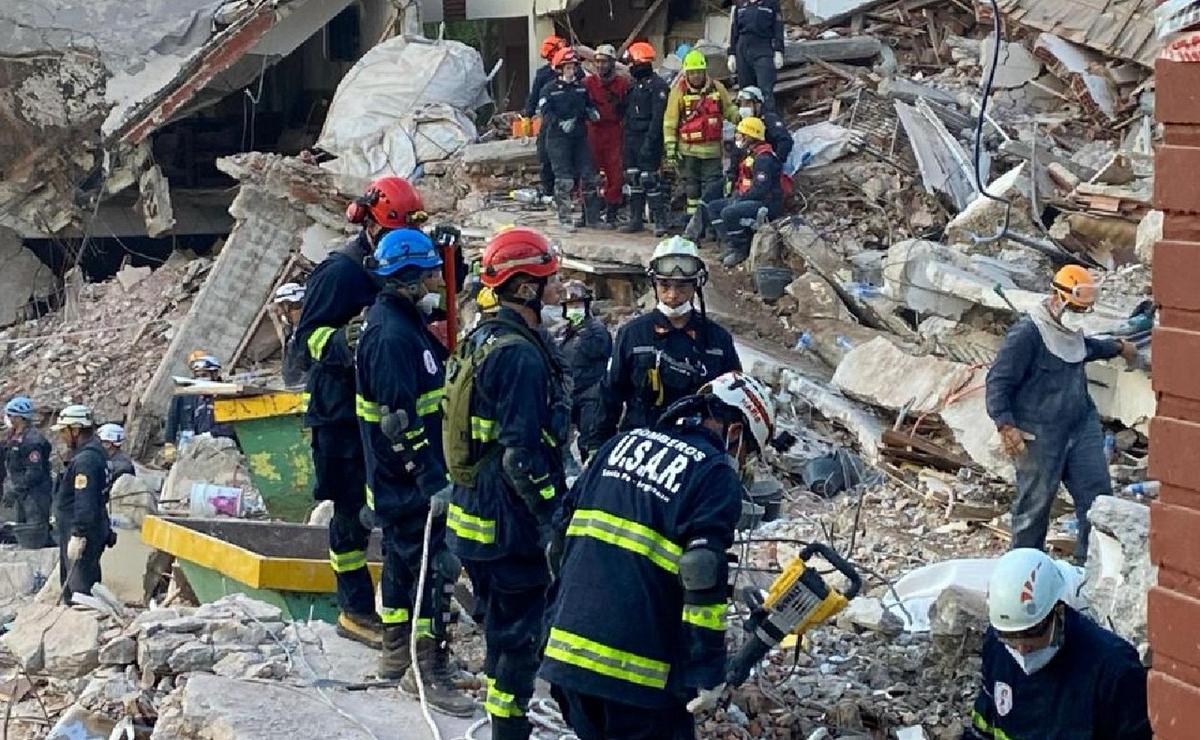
[656,301,692,319]
[1004,643,1061,675]
[417,292,441,315]
[565,307,586,325]
[2,415,10,430]
[738,106,755,119]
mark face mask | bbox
[738,106,755,119]
[417,292,440,315]
[565,307,586,325]
[1004,642,1061,675]
[2,415,11,430]
[734,137,747,151]
[657,301,692,319]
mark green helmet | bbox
[682,49,708,72]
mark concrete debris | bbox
[306,500,335,527]
[783,36,885,65]
[980,38,1043,89]
[997,0,1159,67]
[836,596,904,636]
[1085,496,1153,654]
[139,163,176,237]
[0,229,57,329]
[881,239,1042,321]
[943,164,1039,248]
[1033,34,1120,120]
[115,265,153,293]
[99,636,138,666]
[787,274,855,322]
[1135,210,1162,265]
[780,369,887,465]
[109,473,161,527]
[161,435,258,514]
[800,0,888,24]
[3,603,102,677]
[928,586,989,653]
[894,99,978,212]
[46,705,118,740]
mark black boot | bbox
[490,716,534,740]
[620,193,646,233]
[581,194,610,230]
[721,244,751,267]
[554,181,576,233]
[605,203,621,229]
[683,207,706,243]
[336,611,383,650]
[400,637,477,717]
[377,624,411,680]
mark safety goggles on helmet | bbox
[190,355,222,373]
[649,253,705,281]
[1052,280,1098,308]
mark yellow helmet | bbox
[187,349,209,365]
[682,49,708,72]
[736,117,766,141]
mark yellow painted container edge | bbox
[214,391,304,423]
[140,515,382,594]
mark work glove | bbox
[429,483,452,518]
[726,55,737,74]
[587,108,601,122]
[774,51,784,70]
[379,405,409,448]
[559,118,577,135]
[1118,339,1138,362]
[998,425,1028,459]
[665,145,679,170]
[430,224,462,248]
[686,683,726,714]
[344,316,365,352]
[162,443,177,465]
[67,535,87,561]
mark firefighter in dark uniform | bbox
[52,405,110,603]
[735,87,791,162]
[2,397,52,548]
[97,424,135,488]
[703,117,785,268]
[727,0,785,112]
[354,228,475,716]
[528,35,569,198]
[619,42,671,236]
[590,237,741,453]
[554,280,612,464]
[164,350,225,452]
[442,227,568,740]
[293,176,427,649]
[541,372,777,740]
[539,48,604,232]
[664,51,739,221]
[583,44,631,229]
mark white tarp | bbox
[785,122,855,173]
[316,35,490,179]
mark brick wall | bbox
[1148,56,1200,739]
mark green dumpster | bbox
[213,391,313,522]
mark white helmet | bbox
[987,548,1066,632]
[273,282,306,304]
[97,423,126,445]
[702,372,776,454]
[649,236,707,283]
[189,354,222,373]
[52,404,94,430]
[595,43,617,59]
[737,86,764,103]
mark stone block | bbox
[168,641,216,674]
[1085,496,1153,651]
[99,636,137,666]
[138,631,192,675]
[2,603,101,677]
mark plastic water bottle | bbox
[845,282,881,300]
[795,332,814,351]
[510,188,541,205]
[1123,481,1160,499]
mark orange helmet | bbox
[481,228,560,288]
[626,41,656,64]
[551,47,579,69]
[345,177,427,229]
[1051,264,1098,309]
[540,35,566,60]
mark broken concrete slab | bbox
[783,36,884,65]
[3,603,102,677]
[0,228,57,329]
[894,99,977,212]
[108,473,160,527]
[997,0,1158,68]
[0,547,59,604]
[943,163,1038,247]
[1085,496,1152,655]
[1033,34,1119,120]
[780,369,887,465]
[115,265,154,293]
[459,138,539,171]
[150,673,483,739]
[800,0,888,24]
[1135,210,1161,265]
[787,274,855,322]
[980,38,1043,89]
[836,596,903,636]
[161,434,258,512]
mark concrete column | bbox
[528,9,556,88]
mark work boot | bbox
[400,637,477,717]
[554,181,576,232]
[649,201,670,237]
[683,208,705,243]
[336,611,383,650]
[620,193,646,233]
[604,203,621,229]
[721,245,750,268]
[377,624,412,680]
[580,194,608,230]
[490,716,534,740]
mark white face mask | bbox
[656,301,692,319]
[2,415,11,430]
[738,106,755,119]
[417,292,441,315]
[1004,643,1061,675]
[565,307,586,325]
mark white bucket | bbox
[189,483,243,518]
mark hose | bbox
[968,0,1013,246]
[411,505,443,740]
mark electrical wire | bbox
[410,505,444,740]
[967,0,1013,246]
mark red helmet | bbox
[481,228,560,288]
[626,42,656,64]
[551,47,578,69]
[345,177,426,229]
[540,35,566,60]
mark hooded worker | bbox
[985,266,1137,563]
[965,548,1150,739]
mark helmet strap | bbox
[501,277,547,323]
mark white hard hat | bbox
[273,282,306,304]
[987,548,1067,632]
[701,372,776,455]
[737,86,764,103]
[595,43,617,59]
[97,423,125,445]
[189,354,222,373]
[649,235,707,282]
[52,404,94,430]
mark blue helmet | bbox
[4,396,33,419]
[371,228,442,278]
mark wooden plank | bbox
[618,0,667,56]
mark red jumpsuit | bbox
[583,72,631,206]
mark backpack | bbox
[442,316,556,488]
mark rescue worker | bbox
[354,228,474,715]
[294,176,428,648]
[592,236,741,451]
[52,405,110,603]
[443,227,568,740]
[554,280,612,464]
[704,117,786,268]
[583,44,630,229]
[734,87,791,162]
[541,372,777,739]
[727,0,785,112]
[539,48,604,232]
[664,50,739,223]
[273,282,307,387]
[97,423,135,487]
[2,397,52,549]
[619,42,671,236]
[985,266,1137,563]
[528,35,570,198]
[164,350,220,450]
[965,548,1151,740]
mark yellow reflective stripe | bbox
[566,509,682,574]
[366,485,375,511]
[308,326,336,360]
[682,603,727,631]
[380,607,410,625]
[356,394,382,422]
[544,627,669,690]
[416,388,444,416]
[541,429,557,448]
[539,485,556,500]
[971,710,1015,740]
[300,392,310,412]
[447,503,496,544]
[329,549,367,573]
[470,417,498,442]
[415,618,434,639]
[484,677,526,718]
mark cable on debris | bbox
[966,0,1014,246]
[410,505,444,740]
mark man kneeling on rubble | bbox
[964,548,1150,740]
[985,266,1136,563]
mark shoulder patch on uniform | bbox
[756,172,768,181]
[74,474,88,490]
[994,681,1013,717]
[28,450,39,463]
[423,349,438,375]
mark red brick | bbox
[1155,654,1200,690]
[1153,327,1200,401]
[1155,145,1200,213]
[1158,58,1200,125]
[1151,502,1200,577]
[1155,241,1200,313]
[1149,587,1200,672]
[1157,395,1200,422]
[1159,308,1200,334]
[1150,672,1200,739]
[1163,212,1200,242]
[1160,567,1200,602]
[1150,418,1200,489]
[1164,124,1200,147]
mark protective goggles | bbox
[649,254,705,279]
[1052,280,1098,306]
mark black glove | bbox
[543,525,565,577]
[430,224,461,248]
[359,504,376,531]
[345,316,365,352]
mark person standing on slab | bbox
[728,0,785,112]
